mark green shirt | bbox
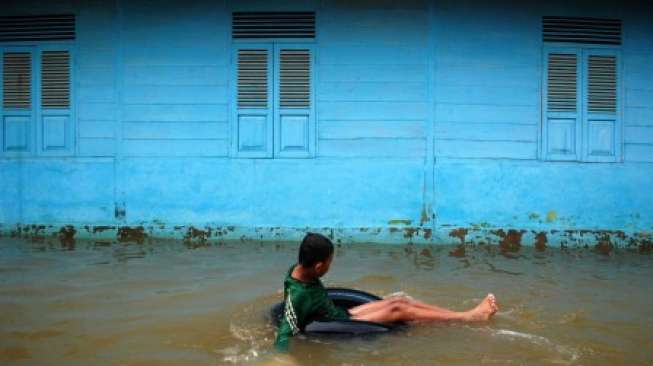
[274,265,350,351]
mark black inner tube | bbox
[270,288,404,335]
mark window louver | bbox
[3,52,31,109]
[0,14,75,42]
[588,55,616,114]
[547,53,577,112]
[543,17,621,45]
[280,49,310,108]
[41,50,70,108]
[237,49,268,108]
[232,12,315,39]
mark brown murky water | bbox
[1,237,652,365]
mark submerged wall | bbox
[1,0,652,249]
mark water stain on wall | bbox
[594,234,614,255]
[184,226,210,242]
[448,228,468,257]
[403,227,417,239]
[449,245,466,258]
[117,226,146,244]
[534,232,548,251]
[449,228,468,244]
[58,226,76,250]
[546,210,557,222]
[492,229,524,253]
[3,223,653,252]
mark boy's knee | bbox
[388,296,409,306]
[390,301,408,314]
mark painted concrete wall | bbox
[1,0,652,248]
[430,0,653,248]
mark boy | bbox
[274,233,498,351]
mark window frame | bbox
[0,41,76,157]
[230,43,274,158]
[540,43,623,163]
[0,45,36,157]
[230,41,316,159]
[273,43,315,158]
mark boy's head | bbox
[298,233,334,277]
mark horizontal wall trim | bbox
[319,137,425,141]
[436,61,540,68]
[121,63,227,68]
[435,104,539,124]
[625,89,653,108]
[319,120,425,139]
[123,83,228,87]
[121,139,229,157]
[435,122,537,142]
[435,102,537,107]
[316,99,428,103]
[79,122,116,139]
[122,85,228,104]
[122,103,229,106]
[318,138,425,158]
[123,122,228,140]
[123,137,229,141]
[121,120,228,124]
[435,121,537,126]
[124,66,229,86]
[435,138,536,143]
[624,144,653,162]
[318,101,428,120]
[316,64,427,82]
[435,140,537,159]
[625,126,653,144]
[122,104,228,122]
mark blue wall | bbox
[1,0,652,248]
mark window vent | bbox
[588,55,616,113]
[41,50,70,108]
[232,12,315,39]
[547,53,577,112]
[280,49,310,108]
[0,14,75,42]
[2,52,31,109]
[543,17,621,45]
[237,49,268,108]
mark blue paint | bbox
[0,0,652,246]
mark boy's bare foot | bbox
[465,294,498,322]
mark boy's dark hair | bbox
[298,233,334,267]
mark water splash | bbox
[216,298,279,365]
[215,322,264,364]
[487,328,580,364]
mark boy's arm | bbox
[274,322,292,352]
[274,289,307,352]
[315,292,349,320]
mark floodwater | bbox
[1,237,652,366]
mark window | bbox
[541,17,621,162]
[0,15,75,156]
[231,12,315,158]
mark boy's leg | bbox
[350,294,498,323]
[389,295,462,314]
[350,294,484,317]
[351,302,468,323]
[348,297,408,317]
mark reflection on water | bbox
[1,237,652,365]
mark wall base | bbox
[2,222,651,253]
